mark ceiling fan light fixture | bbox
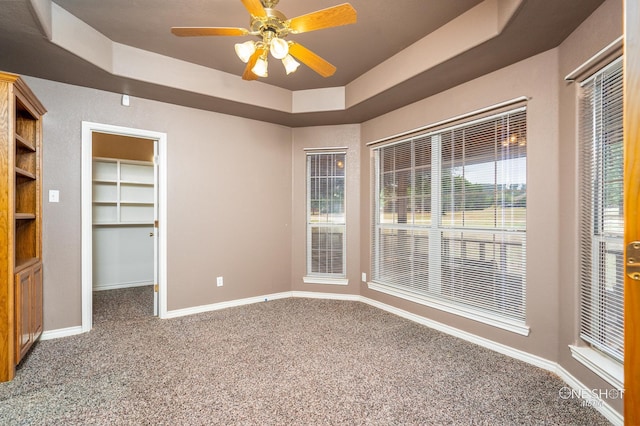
[269,36,289,60]
[252,55,269,77]
[171,1,357,81]
[234,40,256,63]
[282,54,300,74]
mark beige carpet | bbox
[0,286,609,425]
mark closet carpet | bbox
[0,287,609,425]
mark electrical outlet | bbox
[216,276,223,287]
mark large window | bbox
[307,152,346,279]
[578,57,624,364]
[371,108,527,333]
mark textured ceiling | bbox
[0,0,606,126]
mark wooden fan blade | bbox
[241,0,266,17]
[242,48,265,81]
[288,3,356,34]
[288,43,336,77]
[171,27,249,37]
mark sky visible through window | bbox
[452,157,526,186]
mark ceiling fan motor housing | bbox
[250,8,290,38]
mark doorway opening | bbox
[92,133,155,322]
[81,122,168,332]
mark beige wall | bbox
[25,77,293,328]
[557,0,623,413]
[291,125,362,294]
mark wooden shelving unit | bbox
[0,71,46,381]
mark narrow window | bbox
[578,57,624,363]
[307,153,346,278]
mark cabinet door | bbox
[31,262,43,340]
[14,269,32,363]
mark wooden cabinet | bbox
[0,72,46,381]
[15,261,42,363]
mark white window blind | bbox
[578,57,624,363]
[372,108,527,330]
[307,153,346,277]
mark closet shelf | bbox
[120,201,154,206]
[93,222,154,227]
[93,158,154,226]
[121,181,154,186]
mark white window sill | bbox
[303,276,349,286]
[368,281,530,336]
[569,345,623,389]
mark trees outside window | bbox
[307,153,346,277]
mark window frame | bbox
[574,56,624,384]
[370,107,529,335]
[304,151,348,285]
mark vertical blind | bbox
[372,108,527,326]
[307,153,346,276]
[578,57,624,363]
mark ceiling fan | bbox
[171,0,357,81]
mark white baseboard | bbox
[41,290,623,423]
[40,325,84,341]
[163,291,293,319]
[93,281,153,291]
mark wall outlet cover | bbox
[49,190,60,203]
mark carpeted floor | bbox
[0,286,610,425]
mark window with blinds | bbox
[372,108,527,332]
[307,153,346,277]
[578,57,624,364]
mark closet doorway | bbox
[93,133,155,319]
[81,122,168,332]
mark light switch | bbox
[48,190,60,203]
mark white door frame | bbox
[81,121,168,332]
